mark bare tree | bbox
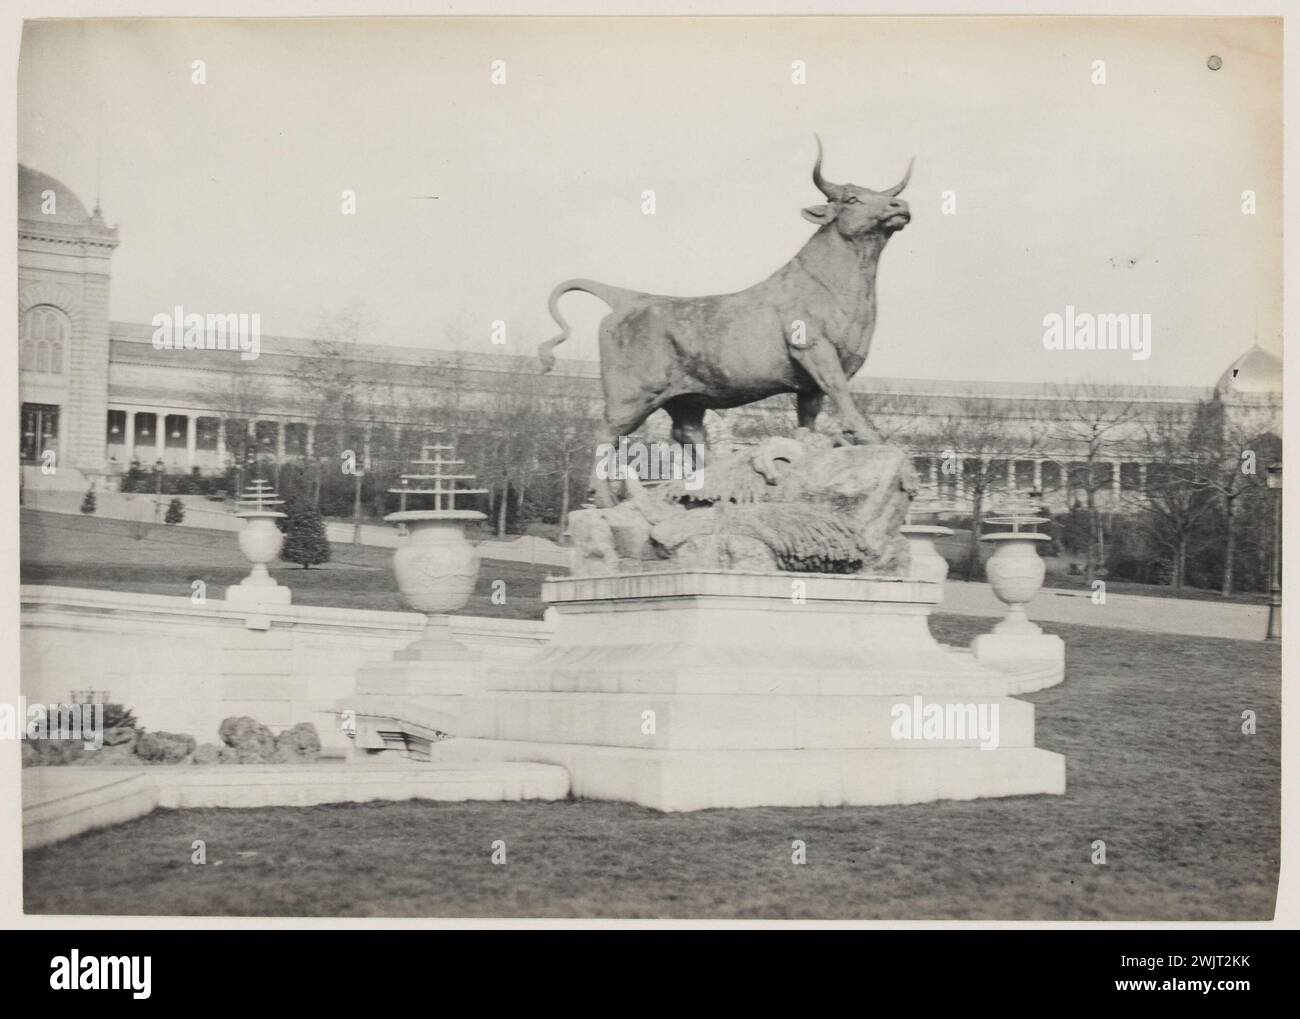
[401,354,473,450]
[472,373,549,537]
[295,304,380,505]
[1126,405,1218,595]
[855,382,929,444]
[192,361,271,458]
[926,393,1045,581]
[532,394,600,540]
[1179,400,1280,596]
[192,361,272,493]
[1040,381,1141,583]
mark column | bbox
[363,423,373,470]
[216,418,227,469]
[1008,460,1018,493]
[186,415,198,469]
[955,455,965,501]
[1033,458,1043,492]
[305,422,315,459]
[276,420,286,460]
[1111,460,1121,496]
[124,410,137,464]
[154,410,167,463]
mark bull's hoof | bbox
[835,429,881,447]
[591,479,620,509]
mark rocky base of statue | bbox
[568,431,916,576]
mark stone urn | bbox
[228,509,290,605]
[980,531,1051,635]
[899,524,954,592]
[385,509,486,658]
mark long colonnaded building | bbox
[18,165,1282,511]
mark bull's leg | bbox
[796,390,825,431]
[666,400,709,488]
[589,421,620,509]
[789,340,881,445]
[590,401,658,508]
[666,400,708,449]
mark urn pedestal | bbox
[971,532,1063,666]
[349,509,488,753]
[226,511,291,606]
[387,510,486,663]
[346,441,495,758]
[899,524,954,596]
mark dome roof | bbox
[18,164,91,224]
[1216,346,1282,396]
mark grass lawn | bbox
[23,615,1279,920]
[19,509,554,619]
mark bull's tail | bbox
[538,279,642,373]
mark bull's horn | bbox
[881,157,915,197]
[812,134,844,201]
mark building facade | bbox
[18,165,1283,510]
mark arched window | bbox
[20,305,69,374]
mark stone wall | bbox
[20,586,551,751]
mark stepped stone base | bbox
[426,740,1064,812]
[350,570,1067,811]
[971,631,1066,669]
[23,762,570,846]
[225,580,292,607]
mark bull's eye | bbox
[844,196,861,204]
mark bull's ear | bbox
[801,204,838,225]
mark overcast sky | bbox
[17,16,1282,387]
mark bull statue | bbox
[538,137,912,459]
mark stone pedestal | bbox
[226,513,291,606]
[356,615,482,698]
[393,614,481,663]
[225,567,292,607]
[972,531,1063,669]
[419,570,1065,811]
[899,524,954,595]
[971,630,1065,667]
[347,506,487,758]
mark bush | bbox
[164,497,186,525]
[280,500,331,568]
[134,730,196,764]
[101,703,141,732]
[79,487,96,514]
[23,739,84,767]
[123,461,147,493]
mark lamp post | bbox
[1265,461,1282,641]
[352,467,365,545]
[260,428,278,488]
[152,458,165,522]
